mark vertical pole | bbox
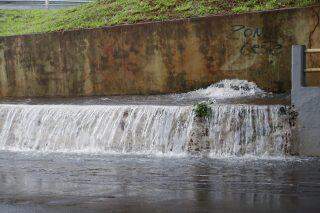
[45,0,49,9]
[292,45,306,91]
[292,45,306,107]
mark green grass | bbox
[0,0,318,36]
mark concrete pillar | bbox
[291,45,306,91]
[291,45,306,107]
[291,45,320,156]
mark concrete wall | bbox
[0,6,320,98]
[292,45,320,157]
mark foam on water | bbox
[185,79,266,99]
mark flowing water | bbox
[0,103,291,157]
[0,80,318,212]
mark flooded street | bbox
[0,151,319,212]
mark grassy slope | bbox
[0,0,318,36]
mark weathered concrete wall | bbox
[292,45,320,157]
[0,6,320,98]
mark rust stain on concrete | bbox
[0,6,319,98]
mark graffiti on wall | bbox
[221,24,283,71]
[231,25,283,56]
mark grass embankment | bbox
[0,0,318,36]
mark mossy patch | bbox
[193,102,212,118]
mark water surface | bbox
[0,151,319,213]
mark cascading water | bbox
[0,80,293,156]
[0,103,292,157]
[0,80,318,213]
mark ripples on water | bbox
[0,151,320,213]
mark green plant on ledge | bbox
[193,102,212,118]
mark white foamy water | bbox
[186,79,266,99]
[0,104,291,157]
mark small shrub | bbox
[193,102,212,118]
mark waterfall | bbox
[0,103,292,156]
